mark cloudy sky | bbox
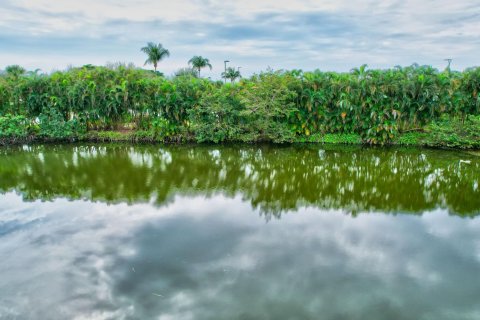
[1,0,479,77]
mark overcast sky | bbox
[1,0,479,77]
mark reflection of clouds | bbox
[0,194,480,319]
[0,193,50,235]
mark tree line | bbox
[0,42,479,144]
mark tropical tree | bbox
[5,65,26,79]
[140,42,170,72]
[222,67,241,83]
[188,56,212,77]
[26,69,43,78]
[350,64,369,79]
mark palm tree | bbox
[141,42,170,72]
[350,64,369,79]
[188,56,212,77]
[5,65,26,79]
[221,67,241,83]
[26,68,42,77]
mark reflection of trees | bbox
[0,144,478,217]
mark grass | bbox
[394,132,428,146]
[393,115,480,149]
[294,133,362,144]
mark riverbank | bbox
[1,116,479,150]
[2,65,480,147]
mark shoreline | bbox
[1,131,479,151]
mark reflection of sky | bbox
[1,192,480,320]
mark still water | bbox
[0,144,479,320]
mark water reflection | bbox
[0,144,479,217]
[1,145,480,319]
[0,193,480,319]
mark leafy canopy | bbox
[188,56,212,77]
[222,67,241,83]
[140,42,170,72]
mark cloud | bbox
[0,0,479,76]
[1,193,480,319]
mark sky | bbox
[0,0,479,77]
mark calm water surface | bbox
[0,144,479,320]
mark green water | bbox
[0,144,479,319]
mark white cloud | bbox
[1,0,479,74]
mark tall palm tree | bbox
[222,67,241,83]
[188,56,212,77]
[141,42,170,72]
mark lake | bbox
[0,144,479,320]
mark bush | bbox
[38,108,86,138]
[424,115,480,148]
[189,84,243,143]
[0,114,30,138]
[238,71,299,143]
[149,118,178,139]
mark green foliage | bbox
[0,77,10,114]
[0,63,479,146]
[0,114,29,138]
[188,56,212,77]
[423,115,480,149]
[189,83,243,143]
[90,130,134,141]
[149,118,178,138]
[5,65,26,79]
[174,67,198,78]
[295,133,362,144]
[141,42,170,72]
[190,71,299,143]
[322,133,362,144]
[38,108,85,138]
[222,67,241,83]
[238,71,299,143]
[395,132,426,145]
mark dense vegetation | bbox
[0,63,479,147]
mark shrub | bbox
[0,114,29,138]
[189,84,243,143]
[38,108,86,138]
[149,118,178,138]
[424,115,480,148]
